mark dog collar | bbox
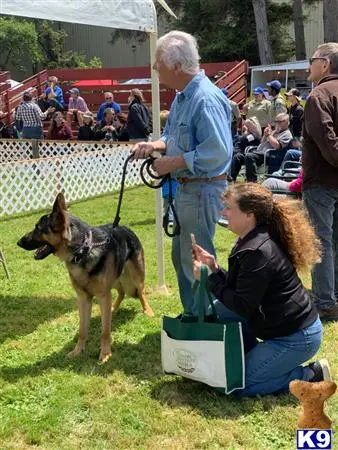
[71,230,109,265]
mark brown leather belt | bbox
[176,174,227,184]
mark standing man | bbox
[266,80,287,125]
[243,86,271,131]
[15,91,54,139]
[302,42,338,321]
[132,31,232,315]
[96,92,121,122]
[285,88,303,138]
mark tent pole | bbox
[149,30,167,291]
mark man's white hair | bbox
[156,31,200,75]
[276,113,290,124]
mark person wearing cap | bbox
[66,88,89,127]
[243,87,271,131]
[15,91,54,139]
[96,92,121,122]
[285,88,304,138]
[78,112,95,141]
[267,80,287,125]
[221,87,241,137]
[38,76,64,112]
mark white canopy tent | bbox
[0,0,176,290]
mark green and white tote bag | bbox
[161,266,245,394]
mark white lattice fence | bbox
[0,145,149,217]
[0,139,33,163]
[0,139,134,162]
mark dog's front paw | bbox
[67,345,85,359]
[143,307,155,317]
[99,345,112,364]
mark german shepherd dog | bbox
[17,193,154,363]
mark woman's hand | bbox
[192,244,218,280]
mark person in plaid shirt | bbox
[15,91,54,139]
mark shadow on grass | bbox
[0,323,296,419]
[128,218,156,227]
[0,308,152,381]
[150,377,296,418]
[0,295,76,344]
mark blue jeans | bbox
[213,300,323,397]
[163,197,174,221]
[22,126,43,139]
[172,180,226,315]
[283,149,302,164]
[303,187,338,309]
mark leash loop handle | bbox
[113,151,180,237]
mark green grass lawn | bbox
[0,186,337,450]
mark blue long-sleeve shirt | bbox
[96,101,121,122]
[160,72,233,178]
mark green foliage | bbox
[0,17,101,72]
[110,0,295,64]
[268,1,295,62]
[0,17,41,71]
[0,187,337,449]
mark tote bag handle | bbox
[197,265,218,323]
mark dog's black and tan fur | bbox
[17,193,153,363]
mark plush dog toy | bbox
[289,380,337,429]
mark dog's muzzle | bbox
[17,234,54,260]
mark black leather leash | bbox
[113,153,180,237]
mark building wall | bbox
[60,23,152,68]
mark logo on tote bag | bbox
[174,349,197,373]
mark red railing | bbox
[0,70,48,124]
[0,71,11,83]
[215,60,248,106]
[0,61,248,127]
[49,62,245,114]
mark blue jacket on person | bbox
[96,101,121,122]
[44,85,64,107]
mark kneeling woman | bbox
[192,183,329,397]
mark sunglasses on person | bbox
[105,97,113,101]
[309,57,329,65]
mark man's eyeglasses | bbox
[309,57,329,65]
[105,97,113,101]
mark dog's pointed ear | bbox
[51,193,69,234]
[53,193,67,214]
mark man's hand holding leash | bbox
[132,141,187,176]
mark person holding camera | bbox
[192,183,329,397]
[93,108,121,141]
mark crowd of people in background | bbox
[0,76,152,143]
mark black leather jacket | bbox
[127,100,151,139]
[208,225,318,339]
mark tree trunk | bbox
[323,0,338,42]
[252,0,273,64]
[293,0,306,60]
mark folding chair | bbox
[243,146,274,181]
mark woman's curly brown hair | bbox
[224,183,321,272]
